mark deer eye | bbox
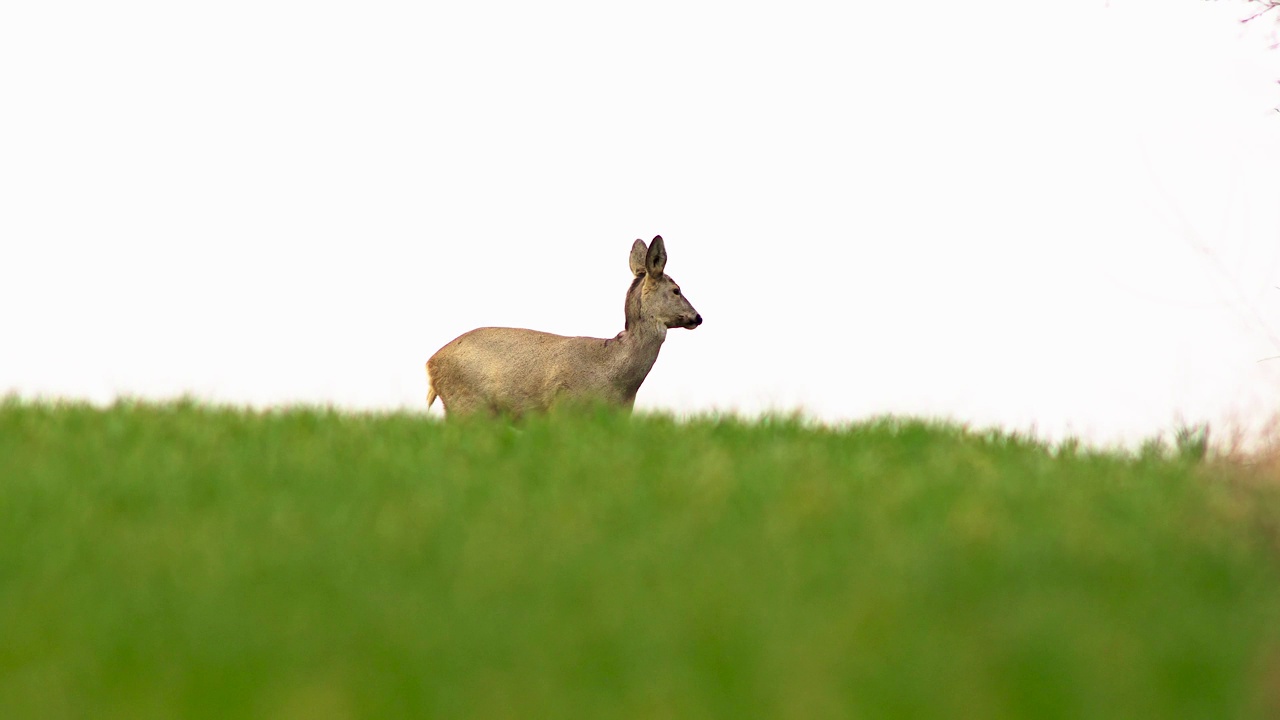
[672,288,681,296]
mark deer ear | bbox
[629,240,648,277]
[646,235,667,276]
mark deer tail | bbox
[426,364,438,408]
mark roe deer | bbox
[425,235,701,416]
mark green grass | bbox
[2,399,1279,719]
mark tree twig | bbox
[1242,1,1280,24]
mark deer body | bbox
[426,236,701,416]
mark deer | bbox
[425,235,702,417]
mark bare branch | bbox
[1242,2,1280,24]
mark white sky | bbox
[2,0,1279,446]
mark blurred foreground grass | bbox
[2,399,1279,719]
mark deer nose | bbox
[692,314,703,326]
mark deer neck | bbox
[607,318,668,397]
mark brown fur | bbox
[426,236,701,416]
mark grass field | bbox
[2,398,1280,719]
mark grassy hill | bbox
[2,399,1279,719]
